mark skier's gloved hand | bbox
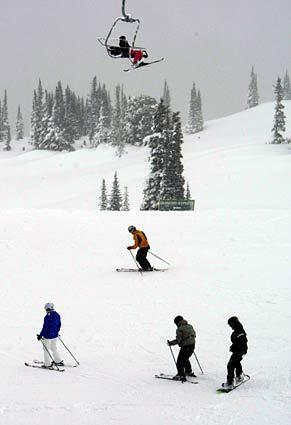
[167,340,173,346]
[127,246,132,250]
[37,334,42,341]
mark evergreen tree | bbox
[99,178,108,210]
[271,77,286,144]
[63,85,81,142]
[54,81,65,131]
[30,90,38,147]
[185,82,203,134]
[39,102,74,151]
[30,80,44,148]
[88,76,101,142]
[185,82,197,134]
[109,171,123,210]
[111,85,126,156]
[1,90,11,150]
[160,111,185,200]
[15,105,24,140]
[101,84,112,128]
[196,90,204,132]
[283,70,291,100]
[121,186,130,211]
[141,99,168,210]
[124,95,157,146]
[92,103,111,147]
[40,91,54,145]
[247,66,259,108]
[162,80,171,108]
[185,182,191,200]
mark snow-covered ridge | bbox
[0,101,290,211]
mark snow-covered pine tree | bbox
[283,70,291,100]
[185,182,191,200]
[30,80,45,149]
[40,90,54,145]
[54,81,65,131]
[124,95,157,146]
[109,171,123,211]
[196,90,204,132]
[185,82,197,134]
[186,82,204,133]
[15,105,24,140]
[162,80,171,109]
[160,111,185,200]
[39,102,74,151]
[111,85,126,156]
[63,85,81,143]
[99,178,108,210]
[1,90,11,151]
[141,99,168,210]
[30,90,38,147]
[121,186,130,211]
[247,66,259,108]
[88,76,101,143]
[271,77,286,144]
[78,97,87,137]
[101,84,112,129]
[92,103,111,147]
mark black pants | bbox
[108,46,121,56]
[227,353,244,384]
[136,247,152,270]
[176,344,195,376]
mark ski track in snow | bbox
[0,102,290,424]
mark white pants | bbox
[42,337,62,366]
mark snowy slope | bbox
[0,102,290,425]
[1,101,290,211]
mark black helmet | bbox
[128,225,136,233]
[174,315,183,326]
[120,35,126,40]
[228,316,239,326]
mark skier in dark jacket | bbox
[127,225,153,271]
[168,316,196,380]
[222,316,248,389]
[37,302,63,368]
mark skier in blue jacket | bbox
[37,303,63,368]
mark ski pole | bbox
[149,251,170,265]
[40,338,62,371]
[129,249,143,275]
[57,336,80,365]
[193,351,204,374]
[167,342,177,366]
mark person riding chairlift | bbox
[109,35,148,66]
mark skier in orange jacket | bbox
[127,225,153,271]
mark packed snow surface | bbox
[0,102,290,425]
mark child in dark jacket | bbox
[168,315,196,380]
[223,316,248,389]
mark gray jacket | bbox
[169,319,196,347]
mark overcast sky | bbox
[0,0,290,133]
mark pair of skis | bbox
[25,360,79,373]
[155,373,198,384]
[124,57,164,72]
[116,267,168,272]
